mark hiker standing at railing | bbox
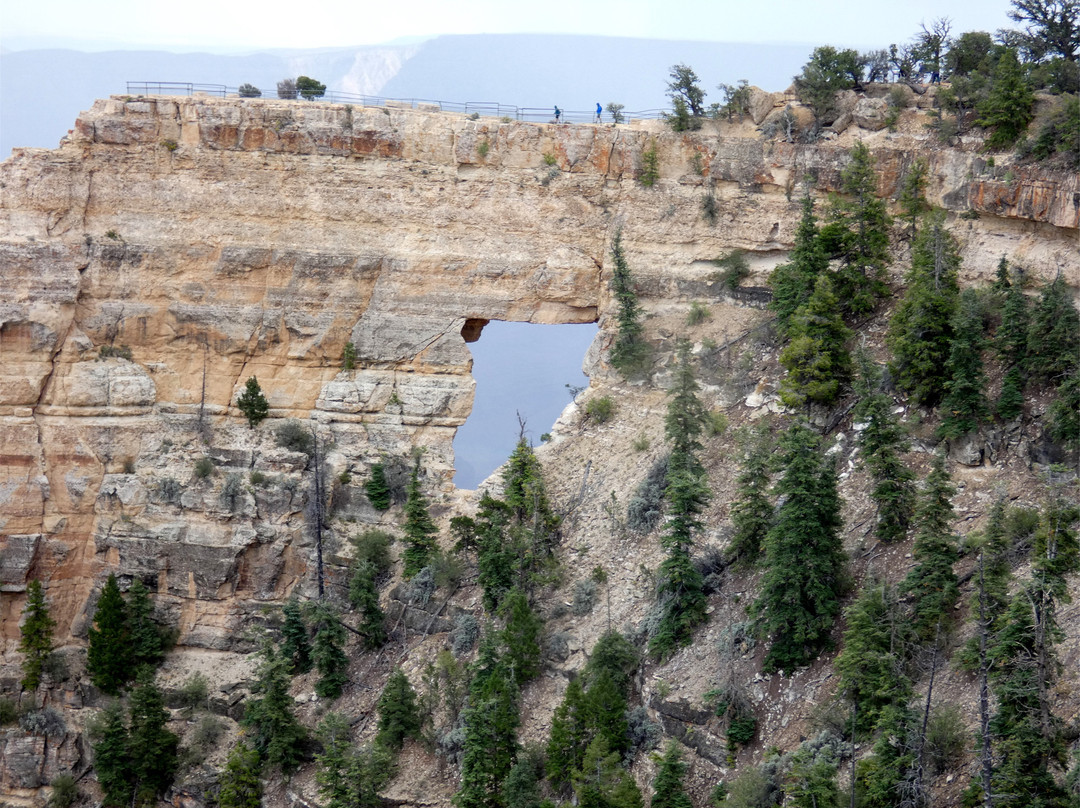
[595,102,602,123]
[554,105,561,123]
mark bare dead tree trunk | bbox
[311,424,325,599]
[912,622,941,807]
[976,550,994,808]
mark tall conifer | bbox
[770,193,828,334]
[939,288,989,439]
[87,574,131,695]
[402,458,439,579]
[19,580,55,690]
[127,666,179,807]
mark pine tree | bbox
[825,141,891,315]
[127,666,179,807]
[853,352,916,544]
[939,288,989,440]
[726,424,774,566]
[770,193,829,334]
[455,630,521,808]
[19,580,55,690]
[609,228,650,376]
[402,458,439,579]
[499,589,543,686]
[502,435,560,569]
[1027,273,1080,384]
[94,702,132,807]
[649,342,709,660]
[582,670,630,760]
[572,735,644,808]
[887,212,961,406]
[754,421,847,673]
[87,574,131,695]
[900,451,959,642]
[349,561,387,650]
[650,741,693,808]
[778,273,853,408]
[316,712,353,808]
[786,742,843,808]
[244,640,307,774]
[218,742,262,808]
[996,264,1030,420]
[977,48,1035,150]
[835,582,912,734]
[1048,369,1080,449]
[376,668,422,751]
[364,461,392,510]
[127,579,164,670]
[311,603,349,700]
[546,677,590,792]
[474,493,517,611]
[583,630,639,695]
[503,747,546,808]
[856,704,920,808]
[898,157,930,239]
[280,597,313,674]
[236,376,270,428]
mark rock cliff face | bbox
[1,94,1077,655]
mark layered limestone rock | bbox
[0,94,1076,654]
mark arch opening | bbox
[453,320,597,489]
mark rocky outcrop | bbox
[0,94,1076,658]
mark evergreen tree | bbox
[649,342,709,660]
[402,458,439,579]
[939,288,990,440]
[311,603,349,700]
[650,741,693,808]
[958,497,1015,671]
[853,352,916,544]
[455,631,521,808]
[573,735,644,808]
[887,212,961,406]
[856,704,920,808]
[364,461,392,511]
[349,561,387,650]
[1027,273,1080,384]
[754,421,847,673]
[997,266,1030,420]
[1048,369,1080,449]
[835,582,912,734]
[93,702,132,808]
[898,157,930,239]
[19,579,55,690]
[126,579,164,670]
[503,748,545,808]
[609,229,650,376]
[87,574,131,695]
[582,671,630,761]
[344,744,396,808]
[127,666,179,807]
[778,273,853,408]
[280,597,313,675]
[473,493,517,611]
[218,742,262,808]
[726,424,774,566]
[977,48,1036,150]
[499,589,543,686]
[786,743,843,808]
[236,376,270,428]
[583,630,639,695]
[317,712,354,808]
[244,640,307,774]
[824,141,891,315]
[546,677,590,791]
[770,193,829,334]
[900,451,959,642]
[502,435,560,571]
[376,668,422,751]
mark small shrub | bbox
[430,548,465,590]
[544,630,571,660]
[157,476,183,504]
[701,193,718,224]
[277,78,298,99]
[275,419,315,455]
[338,470,352,485]
[711,250,750,290]
[687,301,712,326]
[632,433,650,452]
[540,432,553,442]
[477,139,490,158]
[0,698,17,725]
[571,579,598,616]
[352,529,394,577]
[627,455,668,534]
[179,672,209,715]
[43,652,69,683]
[238,83,261,98]
[607,102,625,123]
[402,566,436,607]
[48,773,78,808]
[585,396,615,424]
[161,139,178,151]
[189,714,224,751]
[450,614,480,657]
[193,456,215,480]
[706,410,728,436]
[249,470,268,487]
[926,704,967,773]
[104,229,122,241]
[20,707,66,737]
[542,152,558,166]
[626,705,662,752]
[98,344,133,360]
[219,473,245,511]
[122,458,136,474]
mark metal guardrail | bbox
[125,82,672,124]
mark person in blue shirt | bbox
[595,102,603,123]
[554,105,561,123]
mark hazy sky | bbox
[4,0,1015,52]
